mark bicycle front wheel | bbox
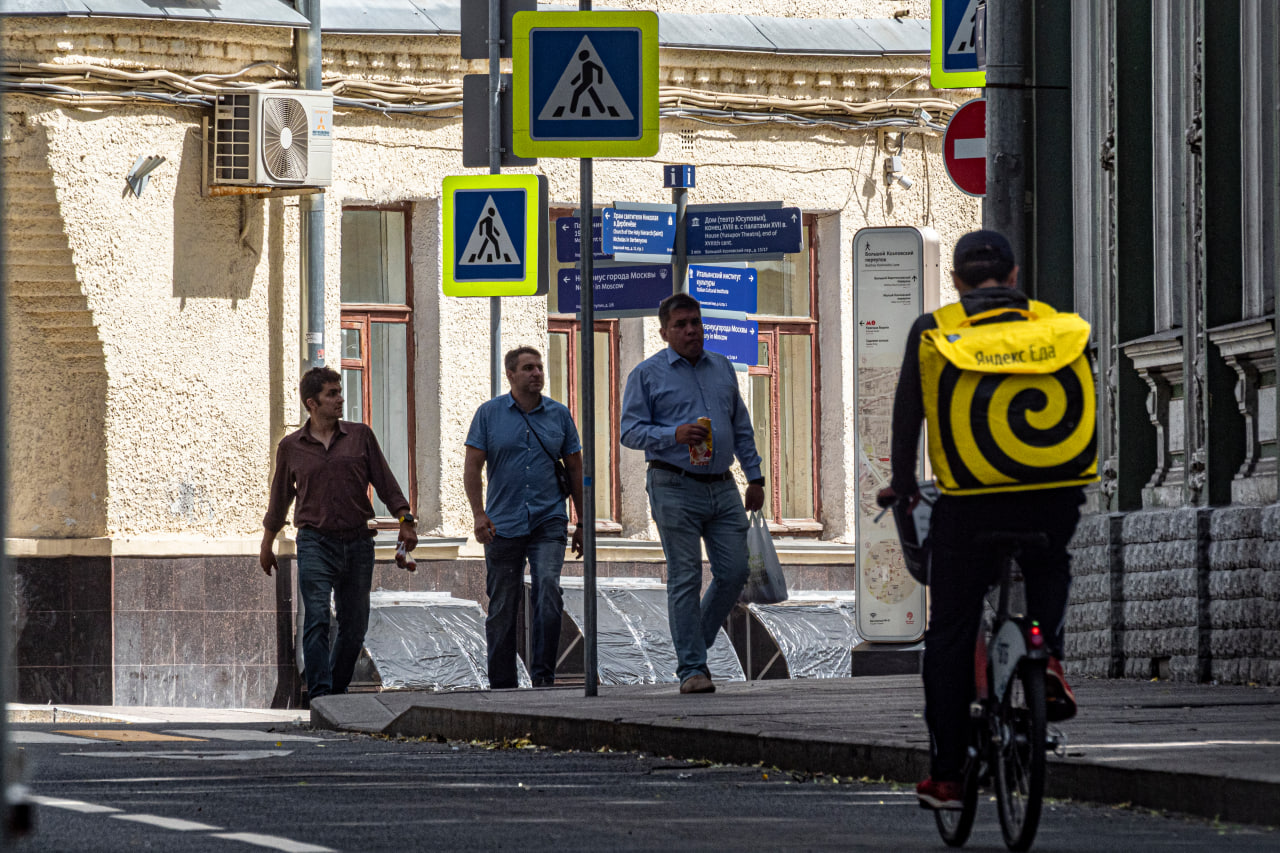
[994,661,1046,851]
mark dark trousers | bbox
[295,528,375,700]
[484,517,568,688]
[923,487,1083,780]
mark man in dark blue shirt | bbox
[465,347,584,689]
[621,293,765,694]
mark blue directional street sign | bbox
[664,164,695,188]
[602,204,677,262]
[555,215,610,263]
[687,204,803,261]
[512,11,660,158]
[702,317,759,368]
[689,265,757,315]
[931,0,986,89]
[557,264,674,318]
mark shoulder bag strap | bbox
[515,402,560,466]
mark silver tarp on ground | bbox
[746,591,861,679]
[360,591,530,690]
[559,577,745,685]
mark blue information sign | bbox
[702,317,759,367]
[557,264,674,318]
[664,164,695,188]
[555,215,609,263]
[687,204,803,260]
[602,204,676,261]
[689,265,757,315]
[452,188,528,283]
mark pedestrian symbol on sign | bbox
[538,36,634,122]
[947,0,980,56]
[460,196,521,266]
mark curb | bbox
[312,701,1279,827]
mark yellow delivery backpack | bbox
[919,300,1098,496]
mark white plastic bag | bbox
[739,511,788,604]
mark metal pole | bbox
[578,0,597,698]
[983,0,1026,261]
[673,184,689,293]
[298,0,325,370]
[488,0,503,397]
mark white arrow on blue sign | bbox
[702,316,759,368]
[687,203,802,261]
[555,215,610,263]
[557,264,673,318]
[602,203,677,262]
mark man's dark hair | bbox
[953,229,1017,289]
[299,366,342,410]
[504,346,541,373]
[658,292,702,328]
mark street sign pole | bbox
[673,186,688,293]
[488,0,503,398]
[578,2,599,699]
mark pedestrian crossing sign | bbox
[930,0,987,89]
[442,174,549,297]
[512,11,659,158]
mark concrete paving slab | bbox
[7,704,308,725]
[311,676,1280,826]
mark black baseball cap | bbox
[953,229,1015,269]
[952,230,1016,287]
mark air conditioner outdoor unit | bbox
[212,88,333,187]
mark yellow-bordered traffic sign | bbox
[442,174,548,297]
[512,11,659,158]
[930,0,987,89]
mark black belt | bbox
[304,525,374,542]
[648,460,733,483]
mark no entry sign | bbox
[943,98,986,197]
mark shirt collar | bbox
[506,392,545,413]
[301,418,348,444]
[664,346,703,368]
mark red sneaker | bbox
[916,777,964,810]
[1046,657,1078,722]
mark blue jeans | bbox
[484,516,568,688]
[646,468,750,683]
[295,528,375,699]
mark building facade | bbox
[3,0,980,706]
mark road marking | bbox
[9,731,88,744]
[1070,739,1280,750]
[63,749,293,760]
[27,795,121,813]
[112,813,223,832]
[166,730,322,743]
[211,832,336,852]
[54,729,205,743]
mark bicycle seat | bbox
[974,531,1049,552]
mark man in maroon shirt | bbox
[260,366,417,700]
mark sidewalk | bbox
[310,676,1280,827]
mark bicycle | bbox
[875,489,1058,851]
[934,530,1055,852]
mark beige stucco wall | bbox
[540,1,932,18]
[3,15,980,551]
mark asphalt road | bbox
[9,723,1276,852]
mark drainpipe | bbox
[984,0,1026,263]
[296,1,325,370]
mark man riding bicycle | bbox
[879,230,1084,811]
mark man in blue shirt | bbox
[465,347,584,688]
[621,293,765,694]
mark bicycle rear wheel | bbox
[994,662,1046,851]
[934,735,980,847]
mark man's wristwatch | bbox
[398,513,416,526]
[748,478,765,487]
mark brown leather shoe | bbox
[679,673,715,694]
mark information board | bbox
[852,226,939,643]
[556,264,673,318]
[686,204,802,261]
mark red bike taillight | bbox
[1029,621,1045,648]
